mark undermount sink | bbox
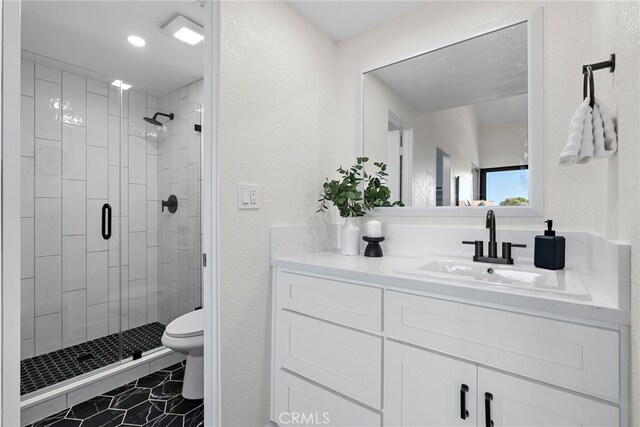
[394,258,591,299]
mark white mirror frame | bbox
[360,8,543,217]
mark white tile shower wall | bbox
[19,58,162,358]
[158,80,203,325]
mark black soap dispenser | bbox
[534,220,565,270]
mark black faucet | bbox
[486,210,497,258]
[462,210,526,265]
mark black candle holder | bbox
[363,236,385,257]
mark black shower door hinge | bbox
[203,253,207,267]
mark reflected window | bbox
[480,166,529,206]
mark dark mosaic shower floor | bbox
[21,322,166,396]
[27,361,204,427]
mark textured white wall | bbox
[219,2,338,425]
[336,0,640,421]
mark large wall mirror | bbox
[362,9,543,216]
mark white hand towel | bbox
[592,102,606,157]
[593,98,618,159]
[559,98,591,165]
[576,103,594,164]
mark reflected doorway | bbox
[387,112,413,205]
[436,147,451,206]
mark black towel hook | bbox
[583,66,595,108]
[581,53,615,109]
[582,53,616,74]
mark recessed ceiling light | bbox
[111,80,132,90]
[161,15,204,46]
[173,27,204,45]
[127,35,146,47]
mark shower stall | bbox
[19,56,204,396]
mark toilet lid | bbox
[165,310,204,338]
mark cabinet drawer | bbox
[276,310,382,409]
[277,271,382,333]
[385,291,619,402]
[274,370,381,427]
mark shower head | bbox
[143,112,174,127]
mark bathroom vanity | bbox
[269,232,629,427]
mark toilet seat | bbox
[164,310,203,338]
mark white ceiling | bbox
[369,21,528,115]
[21,1,205,95]
[288,0,430,41]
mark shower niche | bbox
[19,54,204,396]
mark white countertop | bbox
[271,251,630,326]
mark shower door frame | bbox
[2,0,23,424]
[202,2,221,424]
[0,1,221,425]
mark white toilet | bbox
[161,309,204,400]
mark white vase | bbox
[340,217,360,256]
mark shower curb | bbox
[20,348,185,426]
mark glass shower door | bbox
[19,60,203,396]
[19,59,124,396]
[116,86,168,361]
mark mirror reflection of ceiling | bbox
[474,93,528,126]
[21,1,205,95]
[369,22,528,114]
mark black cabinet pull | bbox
[460,384,469,420]
[101,203,112,240]
[485,392,494,427]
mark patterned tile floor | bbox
[27,362,203,427]
[21,322,166,395]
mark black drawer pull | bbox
[485,392,494,427]
[460,384,469,419]
[101,203,112,240]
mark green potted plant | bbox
[318,157,403,255]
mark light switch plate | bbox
[237,184,259,210]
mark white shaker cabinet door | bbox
[384,340,478,427]
[478,367,619,427]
